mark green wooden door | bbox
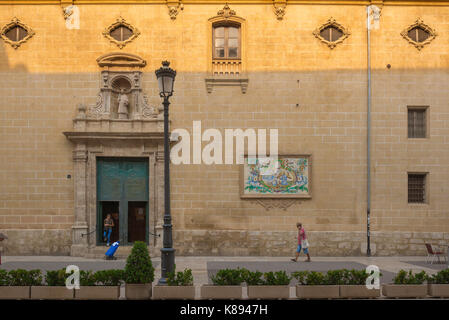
[97,158,149,245]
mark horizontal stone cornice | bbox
[1,0,449,6]
[63,131,165,141]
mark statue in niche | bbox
[117,89,129,119]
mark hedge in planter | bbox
[0,269,42,300]
[427,269,449,298]
[153,267,195,300]
[244,270,291,300]
[382,270,428,298]
[339,269,381,299]
[293,271,340,299]
[124,241,154,300]
[31,269,74,300]
[75,270,124,300]
[201,268,244,300]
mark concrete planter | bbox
[0,286,30,300]
[125,283,152,300]
[31,286,74,300]
[247,286,290,300]
[339,285,380,299]
[382,284,427,298]
[153,285,195,300]
[296,285,340,299]
[200,285,243,300]
[75,286,120,300]
[428,284,449,298]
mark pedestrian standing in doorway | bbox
[103,214,115,246]
[291,222,311,262]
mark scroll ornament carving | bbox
[273,1,287,20]
[251,199,301,211]
[217,3,236,18]
[167,0,184,20]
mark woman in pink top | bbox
[291,222,311,262]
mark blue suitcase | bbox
[105,241,120,260]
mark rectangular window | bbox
[213,24,240,59]
[408,107,427,138]
[408,173,427,203]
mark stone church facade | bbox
[0,0,448,257]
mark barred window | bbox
[408,173,427,203]
[407,27,430,43]
[4,25,28,42]
[408,108,427,138]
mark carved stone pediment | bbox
[96,52,147,68]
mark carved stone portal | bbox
[64,52,166,257]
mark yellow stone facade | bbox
[0,0,448,256]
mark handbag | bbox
[302,239,309,249]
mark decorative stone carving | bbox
[167,0,184,20]
[273,0,287,20]
[251,199,301,211]
[96,52,147,68]
[217,3,236,18]
[61,4,80,29]
[0,17,35,49]
[86,53,159,120]
[313,17,351,49]
[367,5,382,30]
[103,17,140,49]
[400,18,437,51]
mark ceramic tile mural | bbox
[241,155,311,198]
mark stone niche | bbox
[64,52,166,257]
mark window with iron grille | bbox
[408,107,427,138]
[408,173,427,203]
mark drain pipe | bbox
[366,5,380,257]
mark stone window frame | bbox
[401,18,437,51]
[205,4,248,94]
[0,17,35,49]
[313,17,350,49]
[103,17,140,49]
[407,106,429,139]
[407,172,429,205]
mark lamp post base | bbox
[158,247,176,285]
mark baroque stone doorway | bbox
[63,53,166,257]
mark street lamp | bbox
[155,60,176,285]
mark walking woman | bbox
[291,222,311,262]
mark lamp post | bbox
[155,61,176,285]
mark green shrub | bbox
[429,269,449,284]
[167,266,194,286]
[241,269,264,286]
[80,270,96,286]
[94,270,124,286]
[8,269,42,286]
[211,268,244,286]
[124,241,154,284]
[263,271,291,286]
[341,269,369,285]
[45,269,70,286]
[292,270,344,285]
[393,270,427,285]
[0,270,10,286]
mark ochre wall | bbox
[0,2,448,255]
